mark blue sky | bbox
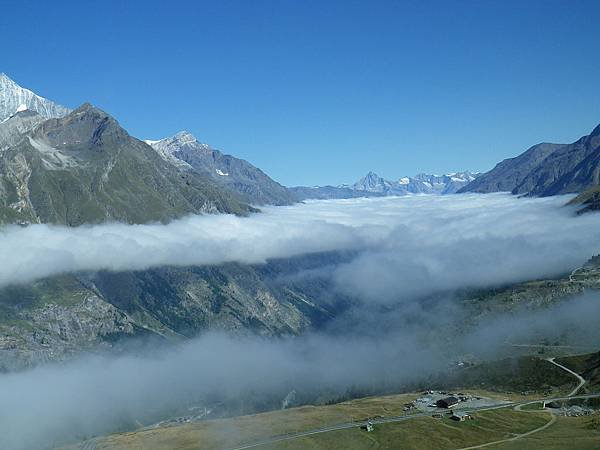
[2,0,600,186]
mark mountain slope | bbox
[0,73,70,121]
[0,109,45,150]
[457,143,566,194]
[0,104,253,225]
[147,132,297,205]
[0,256,339,371]
[459,122,600,198]
[529,125,600,196]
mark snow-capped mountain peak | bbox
[148,131,211,154]
[172,130,199,146]
[347,170,481,195]
[353,171,393,192]
[0,73,70,121]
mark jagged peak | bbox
[173,130,197,141]
[65,103,122,128]
[590,122,600,138]
[0,72,16,84]
[0,73,71,121]
[358,171,383,182]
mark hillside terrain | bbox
[557,351,600,393]
[568,185,600,214]
[459,123,600,201]
[2,248,599,374]
[0,103,253,225]
[0,252,347,372]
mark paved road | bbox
[226,393,600,450]
[547,357,586,396]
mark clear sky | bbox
[2,0,600,186]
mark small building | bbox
[436,396,459,409]
[451,412,472,422]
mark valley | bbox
[1,28,600,449]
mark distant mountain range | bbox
[291,171,480,200]
[458,122,600,211]
[3,72,599,218]
[0,73,486,222]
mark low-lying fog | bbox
[2,193,600,449]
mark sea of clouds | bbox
[2,193,600,449]
[2,193,600,298]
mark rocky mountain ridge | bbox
[147,131,297,206]
[0,73,70,121]
[459,122,600,200]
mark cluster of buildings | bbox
[400,390,480,425]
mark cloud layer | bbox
[2,292,600,450]
[2,193,600,448]
[2,193,600,301]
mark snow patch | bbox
[216,169,229,176]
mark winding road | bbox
[547,357,586,397]
[458,358,587,450]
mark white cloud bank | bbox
[2,193,600,448]
[1,193,600,302]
